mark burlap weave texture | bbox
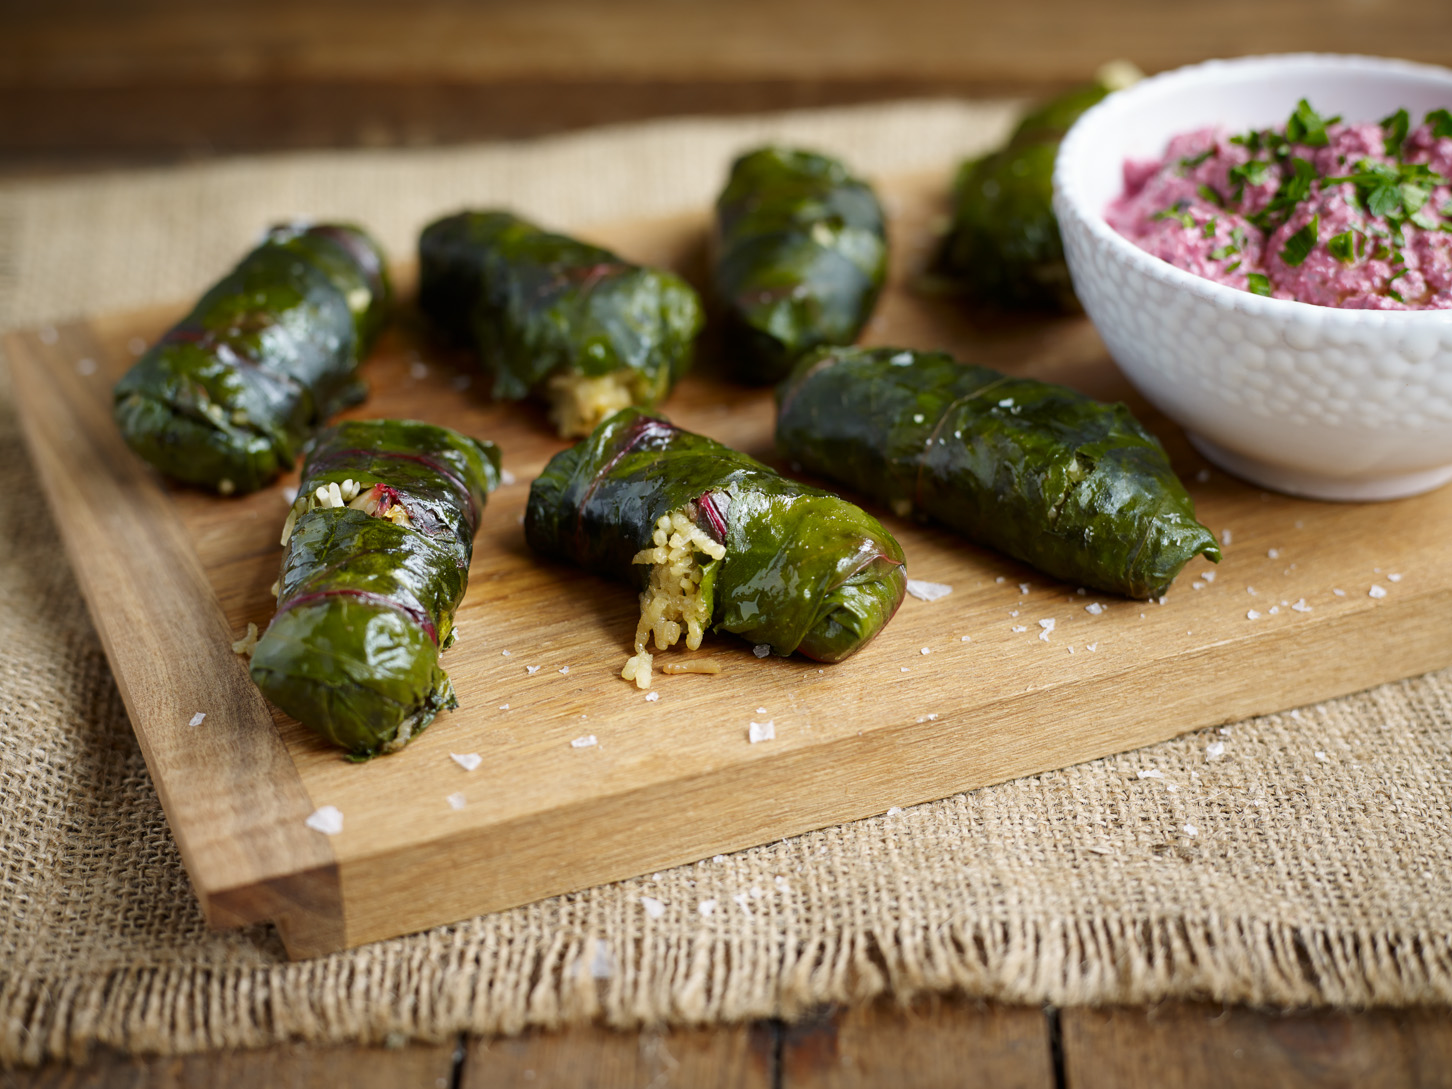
[1,101,1450,1067]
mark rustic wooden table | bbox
[4,1,1451,1084]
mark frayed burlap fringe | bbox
[3,101,1451,1068]
[6,919,1451,1065]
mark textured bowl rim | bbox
[1054,52,1452,327]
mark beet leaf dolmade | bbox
[114,223,390,495]
[249,419,500,757]
[934,75,1128,310]
[776,347,1219,599]
[418,211,704,438]
[525,408,906,689]
[713,147,888,384]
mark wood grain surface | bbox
[13,170,1452,958]
[4,0,1450,166]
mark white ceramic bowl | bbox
[1054,54,1452,501]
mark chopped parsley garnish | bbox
[1226,260,1242,272]
[1153,203,1197,229]
[1246,273,1273,296]
[1209,242,1239,260]
[1228,158,1273,194]
[1428,108,1452,139]
[1381,108,1410,157]
[1202,215,1219,238]
[1327,229,1357,264]
[1177,148,1214,173]
[1280,215,1319,266]
[1388,288,1405,303]
[1197,184,1225,208]
[1325,159,1447,239]
[1284,100,1337,147]
[1247,157,1318,233]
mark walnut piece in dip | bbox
[1107,100,1452,310]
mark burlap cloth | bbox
[2,101,1450,1067]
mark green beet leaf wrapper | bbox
[776,347,1219,600]
[114,223,391,495]
[933,82,1112,311]
[525,407,906,664]
[713,147,888,385]
[249,418,501,757]
[418,211,704,437]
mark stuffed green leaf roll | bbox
[776,347,1218,599]
[248,418,500,756]
[713,147,888,384]
[525,408,906,688]
[418,211,704,438]
[934,65,1138,310]
[114,223,390,495]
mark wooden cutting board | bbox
[10,172,1452,959]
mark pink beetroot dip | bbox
[1106,101,1452,310]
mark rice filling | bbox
[546,371,639,439]
[621,508,726,689]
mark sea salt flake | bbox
[1202,571,1216,583]
[75,357,97,376]
[1087,643,1098,651]
[753,644,771,658]
[127,336,147,356]
[1137,769,1165,780]
[1388,573,1403,583]
[1247,610,1261,620]
[305,806,343,835]
[188,712,206,727]
[961,635,971,642]
[1157,595,1168,605]
[1333,588,1346,596]
[1369,585,1387,599]
[1166,783,1179,792]
[1268,548,1280,559]
[731,892,751,914]
[1038,618,1055,642]
[1085,602,1105,615]
[1269,606,1280,615]
[1192,581,1205,590]
[1221,529,1232,546]
[995,576,1006,584]
[500,704,510,710]
[920,646,931,655]
[526,665,540,674]
[1291,599,1312,613]
[905,579,953,602]
[900,666,911,672]
[409,360,428,379]
[756,707,768,714]
[1290,710,1303,721]
[446,792,467,810]
[1315,750,1328,762]
[886,806,903,817]
[1247,586,1257,595]
[559,665,571,674]
[748,720,775,743]
[1019,582,1031,594]
[915,713,939,723]
[1183,824,1198,837]
[38,325,58,345]
[640,896,666,918]
[1011,625,1027,633]
[500,469,517,486]
[571,735,597,748]
[1206,741,1225,761]
[501,649,511,657]
[645,691,660,702]
[451,752,482,771]
[697,899,717,917]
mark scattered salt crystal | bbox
[756,707,768,714]
[1157,595,1168,605]
[1087,643,1098,651]
[1206,741,1225,761]
[500,704,509,710]
[1221,529,1232,546]
[645,691,660,702]
[559,665,570,675]
[1038,618,1055,642]
[38,325,58,345]
[305,806,343,835]
[961,635,971,642]
[75,357,97,376]
[451,752,482,772]
[1333,588,1346,596]
[1085,602,1104,615]
[995,576,1006,584]
[1247,586,1257,596]
[748,720,775,743]
[447,792,467,810]
[640,896,666,918]
[409,360,428,379]
[1202,571,1216,583]
[1389,573,1403,583]
[501,649,511,657]
[713,855,726,863]
[1192,581,1205,590]
[1183,824,1198,837]
[1369,585,1387,599]
[1247,610,1261,620]
[1166,783,1179,792]
[1267,548,1280,559]
[906,579,953,602]
[1019,582,1030,594]
[1137,769,1164,779]
[590,939,615,979]
[749,886,764,898]
[1196,468,1211,483]
[128,336,147,356]
[753,644,771,658]
[571,735,597,748]
[188,712,206,727]
[732,892,751,914]
[698,899,717,917]
[1290,710,1303,721]
[500,469,517,486]
[1011,625,1027,633]
[920,646,931,655]
[1269,606,1280,615]
[900,666,910,672]
[886,806,903,817]
[1315,750,1328,762]
[526,665,540,674]
[1010,609,1019,617]
[1068,646,1075,654]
